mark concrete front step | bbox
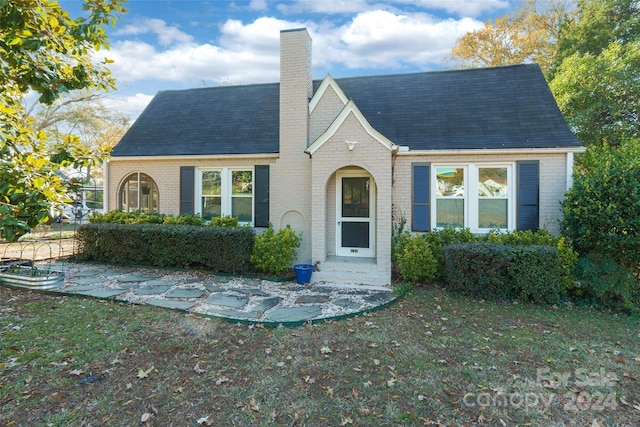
[311,269,391,289]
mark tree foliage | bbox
[0,0,126,241]
[450,0,573,76]
[561,140,640,268]
[550,41,640,146]
[550,0,640,146]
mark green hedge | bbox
[76,223,255,274]
[442,243,562,305]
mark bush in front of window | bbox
[441,243,562,305]
[76,223,255,274]
[394,233,438,285]
[163,213,205,226]
[486,229,578,293]
[251,224,301,276]
[89,211,165,224]
[208,216,239,228]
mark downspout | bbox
[566,152,574,192]
[103,159,109,212]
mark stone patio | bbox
[36,261,396,325]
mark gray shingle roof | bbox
[332,64,581,150]
[111,83,280,157]
[111,63,581,157]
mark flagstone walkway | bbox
[40,261,396,326]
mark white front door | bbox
[336,171,375,257]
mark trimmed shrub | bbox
[392,226,476,283]
[251,224,301,275]
[394,234,438,285]
[442,243,562,305]
[76,223,255,273]
[486,229,578,292]
[209,216,239,228]
[88,211,165,224]
[163,213,204,226]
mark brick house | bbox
[106,28,584,286]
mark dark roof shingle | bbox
[111,63,581,157]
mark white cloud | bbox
[103,93,154,121]
[313,10,483,71]
[115,18,194,46]
[248,0,269,11]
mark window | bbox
[478,167,508,229]
[118,172,159,212]
[431,164,513,231]
[435,167,465,228]
[197,168,254,223]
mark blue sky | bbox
[60,0,516,119]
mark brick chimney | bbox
[271,28,313,263]
[279,28,312,156]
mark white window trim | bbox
[431,163,514,233]
[195,167,254,226]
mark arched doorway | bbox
[335,169,376,258]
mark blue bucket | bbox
[294,264,313,284]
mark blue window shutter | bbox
[516,160,539,231]
[254,165,270,227]
[412,163,430,232]
[180,166,194,215]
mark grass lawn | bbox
[1,284,638,426]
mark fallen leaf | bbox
[369,343,378,348]
[320,346,332,354]
[196,415,211,425]
[69,369,84,376]
[352,386,358,398]
[137,366,154,379]
[140,412,152,423]
[387,378,396,387]
[324,386,334,398]
[194,363,206,374]
[418,394,425,401]
[614,357,627,364]
[340,417,353,425]
[215,376,230,385]
[363,381,372,387]
[304,376,316,384]
[373,359,380,366]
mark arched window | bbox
[119,173,159,212]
